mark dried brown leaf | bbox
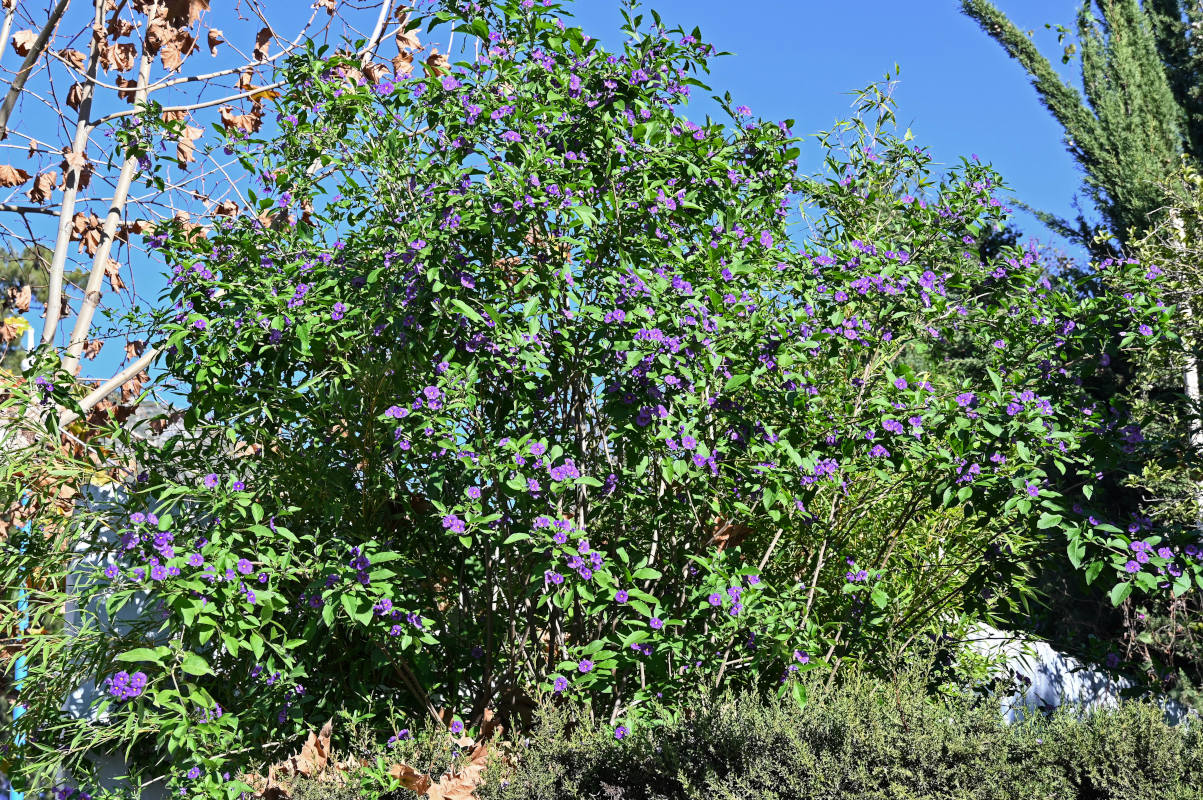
[252,26,272,61]
[213,200,239,216]
[104,41,137,72]
[362,61,391,84]
[11,30,36,58]
[59,49,86,70]
[107,15,135,39]
[124,339,146,359]
[219,105,261,134]
[160,31,196,71]
[116,77,138,102]
[313,0,336,13]
[392,50,414,77]
[82,340,103,360]
[0,318,21,344]
[395,17,421,51]
[27,171,56,203]
[207,27,223,56]
[0,165,30,187]
[71,213,103,256]
[145,19,172,55]
[105,258,126,291]
[238,68,254,90]
[120,370,148,404]
[175,124,202,166]
[7,285,30,312]
[60,149,93,190]
[66,83,86,111]
[161,109,188,123]
[425,50,448,77]
[388,763,432,794]
[165,0,209,26]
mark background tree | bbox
[961,0,1187,251]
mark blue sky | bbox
[564,1,1090,255]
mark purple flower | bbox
[1025,483,1039,498]
[955,392,975,407]
[150,565,167,581]
[1125,560,1140,573]
[649,617,664,630]
[331,302,347,321]
[1139,324,1153,336]
[894,378,907,390]
[104,564,120,580]
[553,676,568,693]
[615,589,629,603]
[577,659,594,673]
[466,486,482,499]
[449,719,464,734]
[423,385,441,401]
[186,767,201,780]
[869,444,890,458]
[236,558,253,575]
[530,441,547,457]
[203,473,219,488]
[614,725,628,740]
[708,592,721,606]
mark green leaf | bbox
[1109,581,1132,606]
[180,653,212,677]
[724,374,749,391]
[1037,513,1062,530]
[117,647,170,665]
[632,567,662,580]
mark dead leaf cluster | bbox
[71,212,103,255]
[60,148,93,190]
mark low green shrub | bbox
[473,663,1203,800]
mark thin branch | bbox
[0,0,71,139]
[58,343,159,427]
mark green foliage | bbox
[2,2,1190,797]
[479,662,1203,800]
[961,0,1187,249]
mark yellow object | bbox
[3,315,29,335]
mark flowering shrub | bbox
[4,0,1199,796]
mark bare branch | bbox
[0,0,72,140]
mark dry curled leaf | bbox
[207,28,223,56]
[0,318,22,345]
[425,50,448,77]
[219,105,262,134]
[176,124,203,166]
[103,41,137,72]
[0,165,30,188]
[145,18,172,56]
[124,339,146,359]
[238,68,254,90]
[362,61,391,84]
[107,15,135,39]
[253,27,272,61]
[120,370,148,405]
[161,109,188,123]
[82,340,103,360]
[6,285,30,312]
[116,77,138,102]
[59,49,86,70]
[392,51,414,77]
[66,83,86,111]
[213,200,238,216]
[60,149,93,190]
[27,172,57,204]
[312,0,336,13]
[164,0,209,26]
[71,212,103,256]
[388,763,432,794]
[395,17,421,51]
[160,31,197,71]
[105,258,126,291]
[11,30,35,57]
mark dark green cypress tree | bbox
[962,0,1190,249]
